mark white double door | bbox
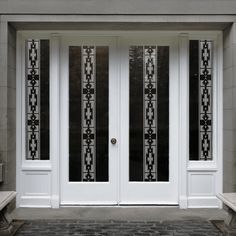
[60,36,179,205]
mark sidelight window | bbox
[189,40,213,161]
[25,39,50,160]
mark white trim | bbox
[16,32,23,208]
[118,37,128,204]
[50,34,60,208]
[188,196,220,208]
[216,33,223,208]
[178,33,189,209]
[19,196,51,208]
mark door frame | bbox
[16,31,222,208]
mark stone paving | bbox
[15,220,223,236]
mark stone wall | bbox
[0,0,236,14]
[0,19,16,191]
[223,23,236,192]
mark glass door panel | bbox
[69,46,109,182]
[129,46,169,182]
[120,37,179,204]
[60,37,118,204]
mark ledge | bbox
[217,193,236,212]
[0,191,16,211]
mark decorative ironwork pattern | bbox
[143,46,158,181]
[26,40,40,160]
[82,46,96,181]
[199,40,213,160]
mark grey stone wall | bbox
[223,23,236,192]
[0,0,236,14]
[0,19,16,191]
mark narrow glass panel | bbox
[26,39,50,160]
[189,40,199,160]
[40,40,50,160]
[189,40,213,161]
[129,45,169,181]
[157,46,169,181]
[69,46,82,181]
[95,47,109,182]
[69,46,109,182]
[129,46,144,181]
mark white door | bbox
[119,36,179,204]
[60,35,179,205]
[60,37,119,204]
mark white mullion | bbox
[50,34,60,208]
[16,32,23,207]
[215,34,223,207]
[178,33,189,209]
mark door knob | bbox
[111,138,117,145]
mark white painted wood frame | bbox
[16,31,222,208]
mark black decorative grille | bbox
[26,40,40,160]
[144,46,158,181]
[82,46,96,181]
[199,40,213,160]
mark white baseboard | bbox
[19,195,51,208]
[187,196,221,208]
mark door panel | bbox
[60,37,119,204]
[120,37,179,204]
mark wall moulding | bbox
[1,14,235,31]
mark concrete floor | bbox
[12,207,227,221]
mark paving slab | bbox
[12,207,227,235]
[12,207,227,221]
[15,219,223,236]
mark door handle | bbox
[111,138,117,145]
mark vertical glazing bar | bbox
[26,39,40,160]
[82,46,96,181]
[143,46,157,181]
[199,40,213,161]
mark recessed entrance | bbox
[16,31,222,208]
[60,36,179,205]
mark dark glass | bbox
[129,46,169,181]
[69,46,109,182]
[40,40,50,160]
[95,47,109,182]
[69,46,82,181]
[129,46,144,181]
[157,46,169,181]
[189,40,199,161]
